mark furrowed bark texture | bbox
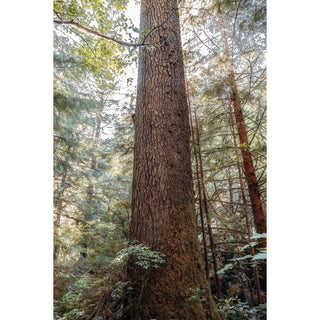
[127,0,221,319]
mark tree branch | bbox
[140,12,173,45]
[54,211,88,224]
[54,18,141,48]
[54,13,173,49]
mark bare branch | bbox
[54,12,174,50]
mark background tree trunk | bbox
[190,102,210,281]
[127,0,221,319]
[218,14,266,246]
[192,106,222,299]
[228,104,263,305]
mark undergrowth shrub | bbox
[54,243,165,320]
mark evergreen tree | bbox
[126,0,221,318]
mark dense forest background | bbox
[1,0,320,319]
[51,1,267,318]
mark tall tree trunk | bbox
[127,0,221,319]
[218,14,266,247]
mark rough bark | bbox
[127,0,221,319]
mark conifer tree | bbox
[126,0,221,318]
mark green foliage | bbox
[250,232,267,240]
[112,243,165,270]
[54,0,136,78]
[218,298,267,320]
[252,251,266,261]
[189,287,206,303]
[54,3,136,318]
[217,263,235,275]
[54,276,96,320]
[54,243,165,320]
[217,235,266,275]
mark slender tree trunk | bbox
[188,89,211,281]
[227,168,235,215]
[191,114,210,280]
[218,14,266,247]
[192,106,222,300]
[127,0,221,319]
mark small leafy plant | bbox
[189,287,206,303]
[217,298,266,320]
[217,233,267,275]
[112,242,165,270]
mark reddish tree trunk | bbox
[229,105,263,305]
[230,75,266,240]
[218,14,266,247]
